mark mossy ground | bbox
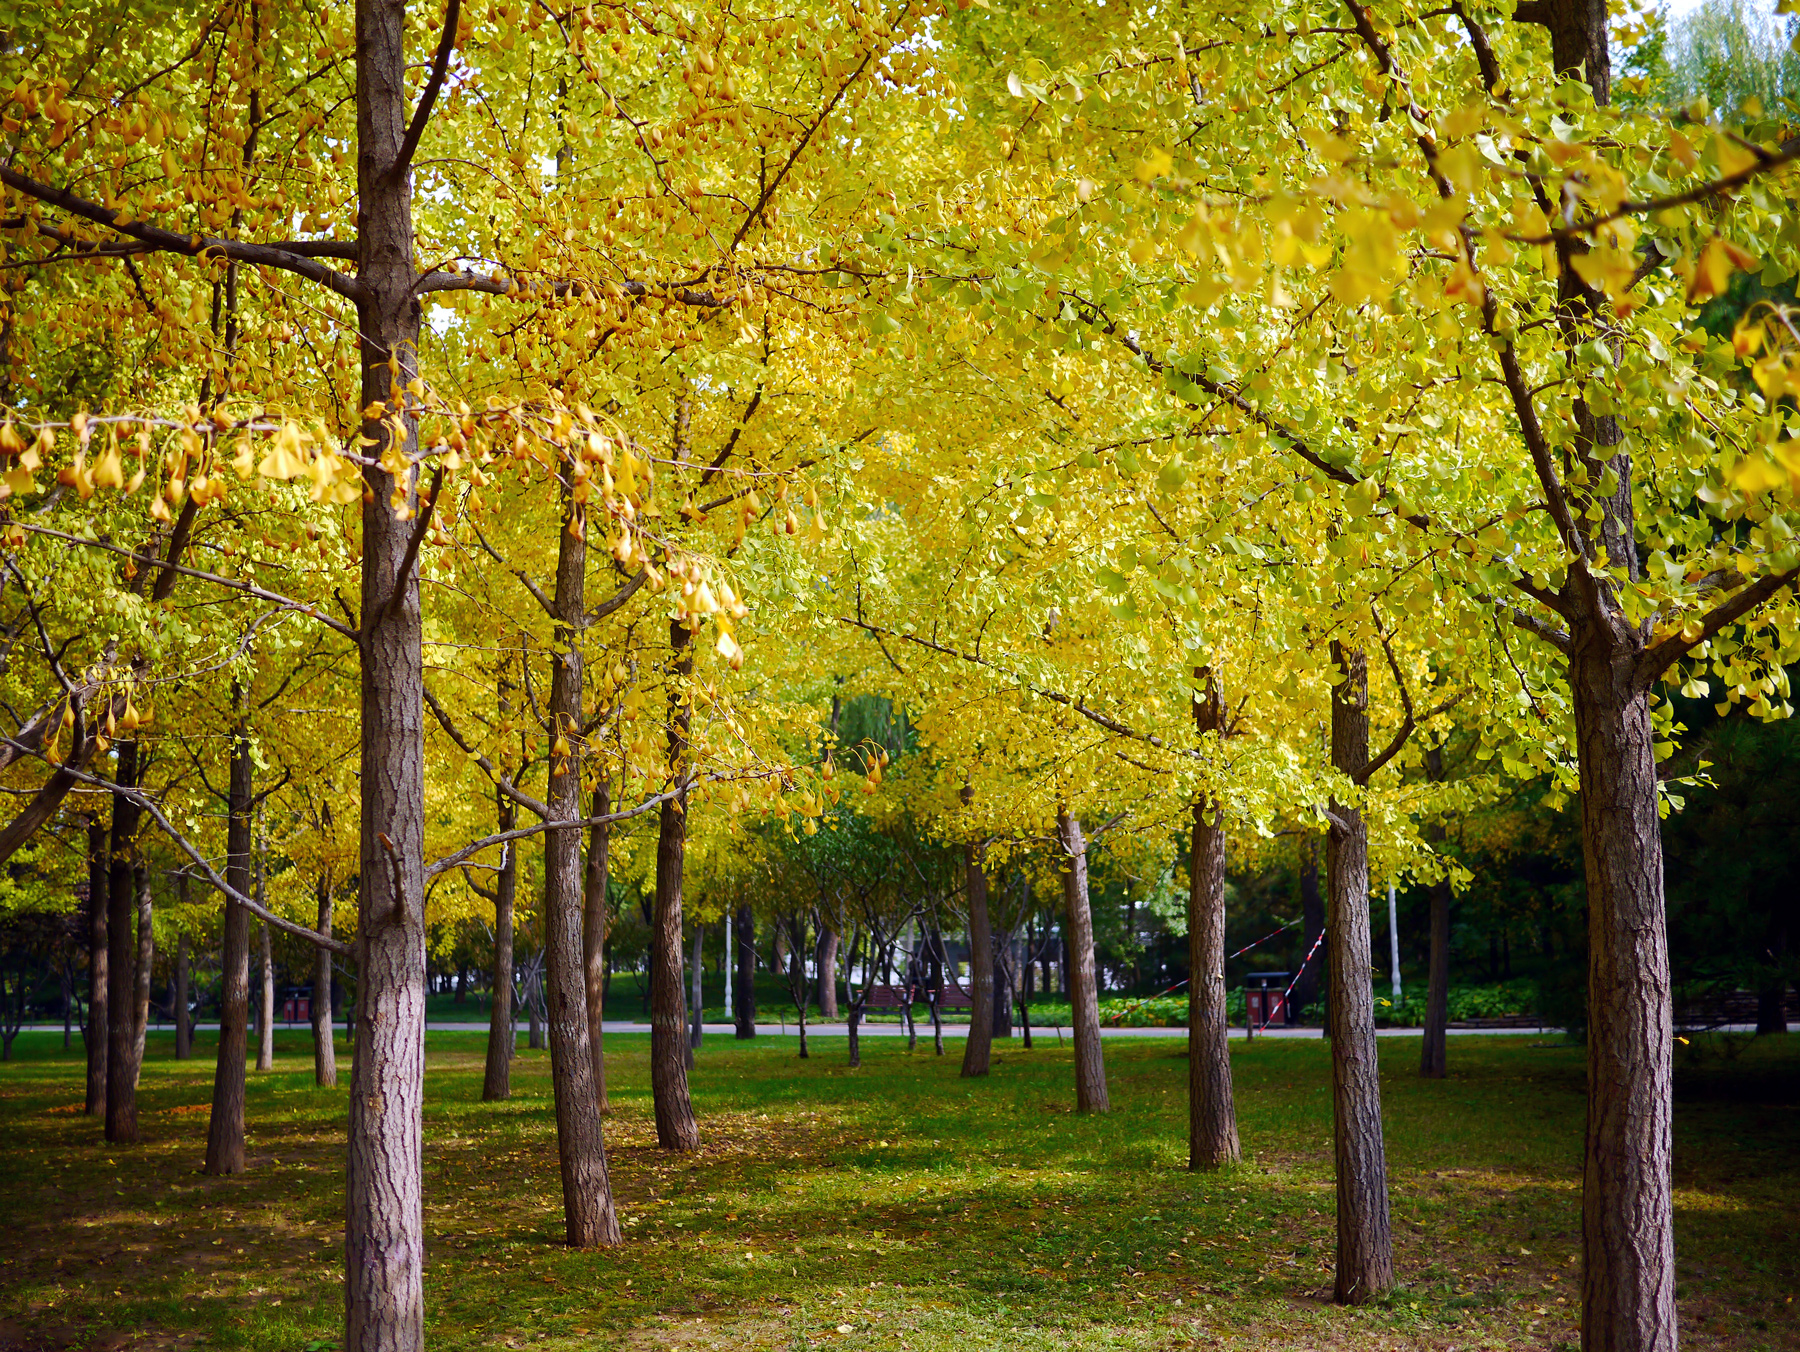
[1,1028,1796,1351]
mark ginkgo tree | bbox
[920,1,1800,1345]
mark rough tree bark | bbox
[584,778,611,1111]
[650,619,700,1150]
[1474,4,1677,1340]
[1057,810,1109,1114]
[84,815,107,1116]
[483,796,517,1102]
[540,471,622,1247]
[1571,636,1674,1352]
[105,740,143,1144]
[315,878,337,1088]
[343,3,433,1337]
[205,701,253,1176]
[1326,642,1394,1305]
[1188,672,1240,1167]
[733,903,757,1038]
[960,834,995,1079]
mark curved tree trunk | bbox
[84,815,108,1116]
[540,472,622,1247]
[733,903,757,1038]
[960,839,994,1078]
[584,779,611,1111]
[205,703,253,1176]
[105,740,143,1144]
[650,619,700,1151]
[314,880,337,1088]
[1570,635,1674,1352]
[483,793,517,1102]
[1327,643,1394,1305]
[1058,810,1109,1113]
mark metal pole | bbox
[1388,883,1402,1004]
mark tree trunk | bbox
[128,871,153,1076]
[650,619,700,1151]
[484,791,517,1102]
[1188,686,1240,1165]
[257,919,275,1071]
[1570,634,1675,1352]
[85,815,108,1116]
[105,740,143,1144]
[815,928,839,1019]
[315,880,338,1088]
[960,839,995,1078]
[584,779,611,1110]
[344,9,433,1336]
[992,932,1013,1038]
[1327,643,1394,1305]
[173,931,191,1060]
[540,473,622,1247]
[1058,810,1109,1113]
[733,904,757,1038]
[689,924,705,1058]
[205,703,253,1176]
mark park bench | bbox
[929,985,973,1010]
[859,985,916,1021]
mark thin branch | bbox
[0,740,351,955]
[1635,566,1800,688]
[421,685,551,820]
[0,165,365,303]
[12,522,358,639]
[585,566,647,627]
[391,0,462,184]
[378,465,443,628]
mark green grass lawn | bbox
[1,1028,1796,1351]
